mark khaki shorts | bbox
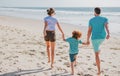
[44,31,56,42]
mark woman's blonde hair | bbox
[47,8,55,16]
[72,30,82,39]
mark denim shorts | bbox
[69,53,78,62]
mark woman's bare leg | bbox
[51,42,55,68]
[46,41,50,63]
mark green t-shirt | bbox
[66,37,82,54]
[89,16,108,40]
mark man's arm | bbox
[87,26,92,44]
[105,23,110,39]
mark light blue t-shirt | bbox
[66,37,82,54]
[44,16,58,31]
[89,16,108,40]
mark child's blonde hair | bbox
[72,30,82,39]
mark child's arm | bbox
[63,36,70,42]
[79,40,87,45]
[82,42,88,45]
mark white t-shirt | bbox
[44,16,58,31]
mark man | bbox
[87,7,110,75]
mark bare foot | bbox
[48,60,50,63]
[51,64,54,68]
[71,73,74,75]
[97,71,101,75]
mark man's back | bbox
[89,16,108,40]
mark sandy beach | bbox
[0,16,120,76]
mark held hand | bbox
[86,40,90,45]
[62,34,65,41]
[106,34,110,39]
[63,38,66,41]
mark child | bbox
[63,30,86,75]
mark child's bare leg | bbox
[74,55,77,66]
[71,62,74,75]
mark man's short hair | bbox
[94,7,101,14]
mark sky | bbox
[0,0,120,7]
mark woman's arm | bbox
[57,22,65,40]
[43,21,47,36]
[57,22,64,34]
[87,26,92,45]
[105,23,110,39]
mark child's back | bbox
[66,37,82,54]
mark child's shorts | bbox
[69,53,78,62]
[92,39,104,52]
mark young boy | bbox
[63,30,86,75]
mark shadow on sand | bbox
[0,67,52,76]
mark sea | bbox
[0,7,120,35]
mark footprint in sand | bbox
[29,53,35,56]
[86,56,90,58]
[118,71,120,74]
[64,62,70,67]
[58,47,63,49]
[77,72,83,76]
[22,34,26,37]
[17,67,22,72]
[0,51,5,55]
[84,74,93,76]
[29,49,36,52]
[57,67,63,71]
[88,68,92,70]
[61,57,68,60]
[40,52,45,55]
[87,59,90,61]
[56,53,60,55]
[101,60,105,62]
[42,62,45,64]
[13,56,19,58]
[63,69,68,73]
[112,53,117,55]
[58,59,62,62]
[93,63,96,66]
[112,65,117,68]
[37,63,41,67]
[104,69,109,71]
[109,62,112,64]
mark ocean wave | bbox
[0,7,120,24]
[0,7,120,17]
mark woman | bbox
[43,8,64,68]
